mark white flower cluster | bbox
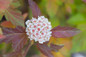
[25,16,52,44]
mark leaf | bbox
[40,54,47,57]
[1,21,16,28]
[12,33,28,51]
[0,14,3,20]
[2,26,25,35]
[46,0,58,17]
[52,52,64,57]
[10,0,21,9]
[5,8,25,27]
[36,43,54,57]
[23,13,28,20]
[50,17,59,28]
[49,37,72,57]
[77,23,86,31]
[46,0,59,28]
[71,31,86,53]
[83,0,86,3]
[0,28,4,41]
[0,35,4,39]
[0,26,28,51]
[31,55,41,57]
[0,28,2,34]
[4,50,23,57]
[51,26,80,38]
[67,13,86,26]
[58,38,72,57]
[50,44,64,52]
[0,0,12,14]
[28,0,41,18]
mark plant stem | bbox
[23,41,34,57]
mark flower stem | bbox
[23,41,34,57]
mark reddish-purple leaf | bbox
[50,44,64,52]
[31,55,40,57]
[0,26,28,51]
[0,0,12,14]
[36,43,54,57]
[28,0,41,18]
[0,35,4,39]
[2,26,25,35]
[12,34,28,51]
[5,50,23,57]
[82,0,86,2]
[51,26,80,38]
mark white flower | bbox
[25,16,52,44]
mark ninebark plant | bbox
[0,0,80,57]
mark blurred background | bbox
[0,0,86,57]
[29,0,86,57]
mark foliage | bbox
[0,0,85,57]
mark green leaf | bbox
[50,17,59,28]
[77,23,86,31]
[39,0,47,15]
[0,43,6,50]
[5,8,25,27]
[46,0,58,17]
[10,0,21,8]
[0,14,3,20]
[67,13,86,26]
[46,0,59,28]
[71,31,86,53]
